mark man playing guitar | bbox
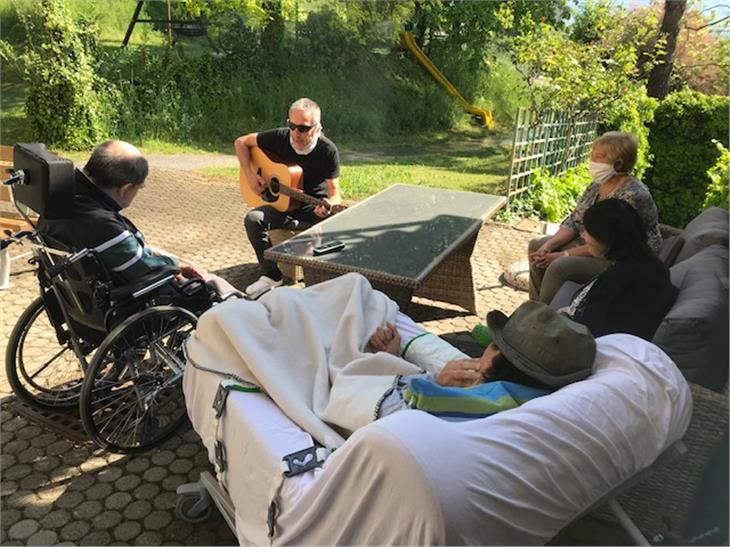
[234,97,342,298]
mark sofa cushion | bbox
[549,280,582,311]
[657,235,685,267]
[653,268,729,391]
[674,207,729,264]
[670,244,729,288]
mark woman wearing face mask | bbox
[527,131,662,304]
[561,198,677,340]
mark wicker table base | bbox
[265,185,505,314]
[300,232,479,314]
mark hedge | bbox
[645,90,729,228]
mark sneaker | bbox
[245,275,283,298]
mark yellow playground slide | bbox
[400,31,494,129]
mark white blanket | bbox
[184,332,692,545]
[185,273,424,447]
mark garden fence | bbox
[507,108,597,199]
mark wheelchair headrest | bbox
[10,143,75,219]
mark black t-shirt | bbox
[256,128,340,200]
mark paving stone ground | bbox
[0,168,631,545]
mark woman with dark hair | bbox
[564,198,678,340]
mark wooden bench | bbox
[1,144,38,289]
[0,145,34,234]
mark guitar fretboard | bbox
[276,183,327,209]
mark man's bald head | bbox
[84,140,149,190]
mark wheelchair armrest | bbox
[219,289,247,301]
[109,265,180,302]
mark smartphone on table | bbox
[312,239,345,256]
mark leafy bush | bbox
[645,90,729,227]
[105,48,231,143]
[478,54,529,128]
[103,43,462,147]
[0,0,118,149]
[702,140,729,210]
[504,164,590,222]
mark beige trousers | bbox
[527,235,611,304]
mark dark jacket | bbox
[570,256,678,341]
[37,169,177,282]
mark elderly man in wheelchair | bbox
[3,142,241,455]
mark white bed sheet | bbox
[184,333,691,545]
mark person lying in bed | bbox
[369,300,596,420]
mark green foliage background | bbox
[703,140,729,211]
[645,90,729,227]
[1,0,119,148]
[502,165,590,223]
[3,0,567,149]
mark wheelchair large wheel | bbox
[5,296,87,410]
[79,306,196,454]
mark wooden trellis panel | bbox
[507,108,597,199]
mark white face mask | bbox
[289,130,320,155]
[589,161,616,185]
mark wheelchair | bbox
[3,143,240,454]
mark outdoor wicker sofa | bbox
[552,206,730,538]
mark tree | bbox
[0,0,118,148]
[647,0,687,99]
[674,7,730,94]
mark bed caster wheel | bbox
[176,492,213,523]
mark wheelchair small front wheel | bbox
[79,306,197,454]
[176,492,214,523]
[5,296,85,410]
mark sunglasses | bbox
[287,120,317,133]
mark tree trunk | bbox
[647,0,687,99]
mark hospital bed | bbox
[178,289,691,546]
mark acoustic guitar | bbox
[240,147,345,214]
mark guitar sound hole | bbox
[262,177,280,203]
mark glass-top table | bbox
[265,184,506,312]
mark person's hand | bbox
[367,322,401,356]
[531,251,566,269]
[178,259,206,279]
[557,306,570,316]
[313,198,332,218]
[247,170,266,195]
[529,239,559,267]
[436,358,485,387]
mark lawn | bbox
[0,79,31,146]
[202,135,511,199]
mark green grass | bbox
[0,80,32,145]
[200,137,510,199]
[54,140,229,162]
[135,139,225,155]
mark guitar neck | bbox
[277,184,326,208]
